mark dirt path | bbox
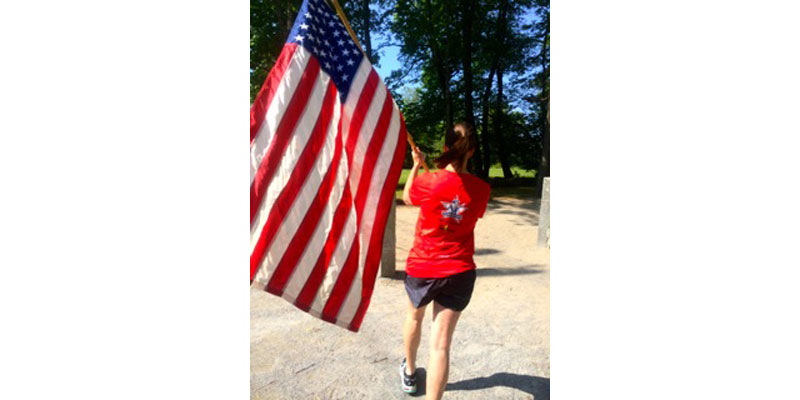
[251,196,550,399]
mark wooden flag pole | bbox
[328,0,429,173]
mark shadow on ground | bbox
[474,248,501,255]
[408,367,427,397]
[476,266,546,277]
[446,372,550,399]
[486,198,540,225]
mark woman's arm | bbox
[403,147,425,206]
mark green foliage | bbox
[250,0,303,103]
[250,0,550,185]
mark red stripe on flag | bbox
[249,76,330,281]
[250,57,321,225]
[265,85,342,295]
[344,71,379,166]
[352,91,394,215]
[320,240,359,323]
[294,120,352,311]
[321,87,395,323]
[348,119,408,331]
[250,44,298,144]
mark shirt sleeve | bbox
[476,184,491,218]
[408,173,432,206]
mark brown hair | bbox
[434,122,477,170]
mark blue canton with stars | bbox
[286,0,365,102]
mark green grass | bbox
[395,165,537,200]
[488,166,536,178]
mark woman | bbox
[399,122,491,399]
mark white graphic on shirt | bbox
[441,195,468,223]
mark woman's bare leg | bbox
[426,301,461,400]
[403,297,427,374]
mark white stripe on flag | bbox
[308,206,357,316]
[250,70,329,252]
[251,46,311,185]
[341,59,373,146]
[281,105,347,299]
[335,104,401,325]
[252,77,340,285]
[304,59,373,318]
[347,82,387,196]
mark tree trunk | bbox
[534,12,550,197]
[424,0,453,129]
[461,0,480,176]
[490,0,512,179]
[479,67,495,178]
[285,0,293,31]
[430,45,453,129]
[494,63,513,178]
[480,0,509,178]
[362,0,373,62]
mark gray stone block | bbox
[380,201,396,278]
[537,177,550,248]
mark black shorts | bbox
[404,269,477,312]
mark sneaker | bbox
[400,358,417,394]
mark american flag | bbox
[250,0,407,332]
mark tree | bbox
[489,0,534,179]
[476,0,510,176]
[249,0,549,182]
[460,0,482,177]
[526,0,549,196]
[341,0,392,65]
[250,0,303,103]
[390,0,462,129]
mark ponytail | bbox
[434,122,477,170]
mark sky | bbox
[374,45,401,82]
[369,5,539,96]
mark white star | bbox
[342,74,349,81]
[328,20,335,27]
[346,58,354,66]
[307,33,314,42]
[333,30,340,37]
[320,50,327,57]
[308,3,315,10]
[294,35,304,42]
[351,48,359,55]
[341,50,349,57]
[337,64,343,71]
[324,39,331,47]
[300,23,308,30]
[337,39,345,46]
[304,12,311,18]
[332,54,339,61]
[325,61,332,69]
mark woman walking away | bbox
[399,122,491,399]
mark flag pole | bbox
[328,0,429,173]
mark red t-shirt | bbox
[405,170,491,278]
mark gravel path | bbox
[251,196,550,399]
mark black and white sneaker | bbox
[400,358,417,394]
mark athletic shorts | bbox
[404,269,477,312]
